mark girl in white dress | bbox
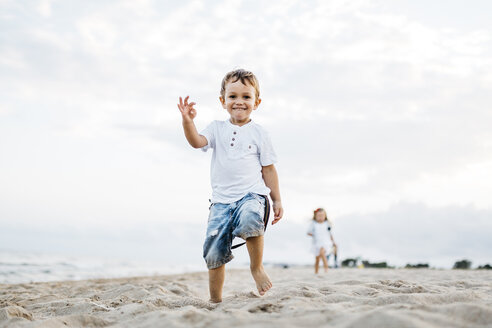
[307,208,336,273]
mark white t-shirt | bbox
[200,119,277,204]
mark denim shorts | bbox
[203,192,266,269]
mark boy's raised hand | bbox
[177,96,197,123]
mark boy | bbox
[177,69,283,303]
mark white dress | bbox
[308,221,332,256]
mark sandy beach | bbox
[1,267,491,327]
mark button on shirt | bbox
[200,120,277,204]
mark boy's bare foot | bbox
[209,297,222,303]
[251,266,272,296]
[246,236,271,295]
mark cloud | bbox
[37,0,54,18]
[0,104,12,116]
[1,0,491,265]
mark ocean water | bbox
[0,249,207,284]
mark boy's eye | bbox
[229,95,236,99]
[244,96,251,99]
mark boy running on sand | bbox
[178,69,283,303]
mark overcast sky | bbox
[1,0,491,268]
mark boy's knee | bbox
[231,195,266,239]
[204,252,220,269]
[204,252,233,270]
[246,235,262,241]
[203,239,233,270]
[234,214,264,240]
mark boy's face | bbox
[220,79,261,126]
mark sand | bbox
[1,267,491,327]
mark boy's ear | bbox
[219,96,226,108]
[254,98,262,109]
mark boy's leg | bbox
[208,265,225,303]
[203,203,235,303]
[246,235,272,295]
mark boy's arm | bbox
[261,164,283,224]
[177,96,208,148]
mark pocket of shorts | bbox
[250,193,265,206]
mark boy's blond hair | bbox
[220,69,260,101]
